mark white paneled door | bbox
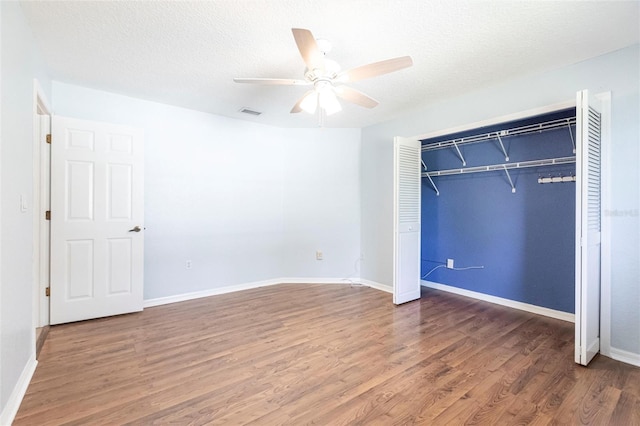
[50,116,144,325]
[393,136,422,305]
[575,90,603,366]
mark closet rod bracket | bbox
[567,119,576,154]
[426,174,439,196]
[503,165,516,193]
[496,134,509,162]
[452,140,466,166]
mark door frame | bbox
[405,95,612,360]
[32,79,52,329]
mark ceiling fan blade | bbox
[290,90,315,113]
[233,78,309,86]
[334,86,379,109]
[337,56,413,83]
[292,28,325,71]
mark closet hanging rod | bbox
[422,156,576,177]
[421,117,577,152]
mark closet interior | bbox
[420,108,577,314]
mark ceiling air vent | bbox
[239,107,262,116]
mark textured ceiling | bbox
[20,0,640,128]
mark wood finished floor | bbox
[15,284,640,425]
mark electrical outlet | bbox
[186,260,192,269]
[446,259,454,269]
[316,251,323,260]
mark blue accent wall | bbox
[421,109,576,313]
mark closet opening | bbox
[393,90,608,365]
[419,107,577,318]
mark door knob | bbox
[128,226,142,232]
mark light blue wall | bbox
[52,82,362,300]
[361,44,639,355]
[0,1,51,420]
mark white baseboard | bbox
[0,355,37,426]
[608,347,640,367]
[143,277,391,308]
[359,279,392,294]
[422,280,575,323]
[277,277,355,285]
[278,277,392,294]
[143,278,284,308]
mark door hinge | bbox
[45,287,50,297]
[45,210,51,220]
[46,134,51,144]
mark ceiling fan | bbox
[233,28,413,117]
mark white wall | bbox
[361,44,640,357]
[282,129,361,280]
[360,131,394,288]
[1,1,4,415]
[52,82,362,300]
[1,2,4,417]
[0,2,51,421]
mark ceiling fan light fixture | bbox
[300,91,318,114]
[318,88,342,115]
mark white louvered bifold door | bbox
[575,90,602,366]
[393,137,422,304]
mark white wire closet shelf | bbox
[422,156,576,195]
[421,116,577,152]
[422,156,576,178]
[420,114,577,195]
